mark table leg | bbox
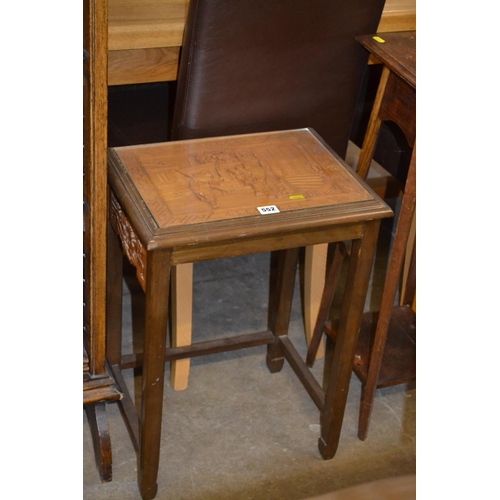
[303,244,327,359]
[170,263,193,391]
[318,220,381,459]
[306,243,345,367]
[106,216,123,366]
[138,248,172,500]
[267,248,300,373]
[356,65,390,180]
[358,147,416,440]
[400,212,416,307]
[85,401,113,483]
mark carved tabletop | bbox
[108,129,388,249]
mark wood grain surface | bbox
[113,129,374,231]
[108,0,188,50]
[357,31,416,88]
[108,0,415,51]
[107,0,415,84]
[108,47,179,85]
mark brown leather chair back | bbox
[171,0,385,159]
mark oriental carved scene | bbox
[113,130,373,231]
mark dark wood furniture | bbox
[334,31,416,440]
[106,128,392,499]
[84,0,122,483]
[307,31,416,441]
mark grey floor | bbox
[83,204,416,500]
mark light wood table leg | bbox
[306,243,345,367]
[170,263,193,391]
[303,244,327,359]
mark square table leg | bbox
[106,216,123,366]
[358,147,416,440]
[138,248,172,500]
[319,219,381,459]
[266,248,300,373]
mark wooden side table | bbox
[352,31,416,440]
[106,128,392,499]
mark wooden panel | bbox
[324,305,416,389]
[354,306,416,388]
[376,0,416,33]
[108,0,188,50]
[170,224,365,266]
[108,47,179,84]
[379,71,416,146]
[84,0,109,377]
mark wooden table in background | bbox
[351,30,416,439]
[107,0,416,86]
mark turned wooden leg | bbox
[358,148,416,441]
[266,248,299,373]
[138,248,172,500]
[85,402,113,483]
[170,263,193,391]
[319,220,381,459]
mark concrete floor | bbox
[83,212,416,500]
